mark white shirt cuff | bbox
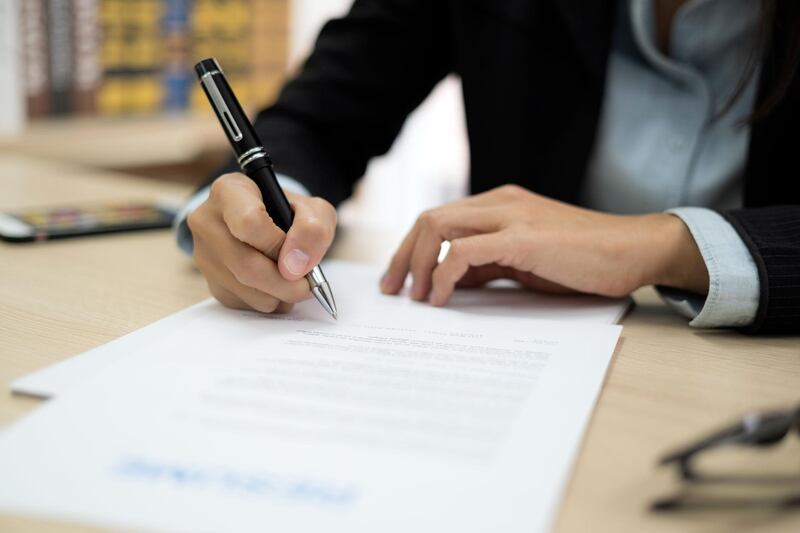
[173,184,211,256]
[659,207,760,328]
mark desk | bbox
[1,154,799,532]
[0,115,226,169]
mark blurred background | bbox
[0,0,468,239]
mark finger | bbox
[201,213,310,303]
[381,206,501,296]
[408,224,444,301]
[455,264,510,288]
[278,195,337,281]
[430,232,514,306]
[209,280,295,314]
[214,173,285,259]
[224,246,311,304]
[380,223,421,295]
[509,271,577,295]
[206,281,249,310]
[457,184,529,208]
[410,207,503,300]
[454,265,576,294]
[195,245,284,314]
[274,301,295,314]
[229,284,282,314]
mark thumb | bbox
[278,195,337,281]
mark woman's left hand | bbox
[380,184,709,306]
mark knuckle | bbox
[446,239,465,261]
[231,254,265,287]
[187,204,214,236]
[252,296,280,314]
[219,172,243,184]
[264,236,284,260]
[499,183,525,198]
[240,207,267,231]
[231,207,268,242]
[298,216,333,245]
[321,200,337,221]
[418,209,439,229]
[191,249,209,272]
[186,209,203,234]
[275,302,295,315]
[604,279,634,298]
[209,175,233,198]
[309,196,332,212]
[287,284,310,304]
[310,197,338,226]
[208,284,238,309]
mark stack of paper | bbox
[0,261,626,532]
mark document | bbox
[0,261,622,533]
[12,261,629,398]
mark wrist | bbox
[643,214,709,294]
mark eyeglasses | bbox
[651,406,800,512]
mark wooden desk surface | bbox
[0,114,226,169]
[1,154,799,532]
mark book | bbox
[98,0,164,114]
[72,0,101,114]
[162,0,192,111]
[46,0,74,115]
[19,0,51,119]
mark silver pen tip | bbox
[311,282,338,320]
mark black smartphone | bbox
[0,202,178,243]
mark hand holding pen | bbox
[189,58,338,318]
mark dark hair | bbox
[735,0,800,121]
[756,0,800,116]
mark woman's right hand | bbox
[187,172,337,313]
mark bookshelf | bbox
[18,0,289,120]
[3,0,290,182]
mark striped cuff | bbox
[658,207,760,328]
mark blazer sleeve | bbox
[723,206,800,334]
[207,0,451,207]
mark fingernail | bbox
[380,273,394,291]
[284,249,309,276]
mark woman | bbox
[180,0,800,333]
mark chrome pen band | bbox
[238,148,268,170]
[199,69,221,79]
[237,146,264,165]
[307,265,337,319]
[306,265,326,289]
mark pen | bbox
[195,57,337,319]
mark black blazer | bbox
[210,0,800,333]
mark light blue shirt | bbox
[583,0,761,327]
[176,0,761,328]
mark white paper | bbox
[0,261,622,533]
[12,261,629,398]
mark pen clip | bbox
[200,72,244,142]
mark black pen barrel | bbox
[245,161,294,233]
